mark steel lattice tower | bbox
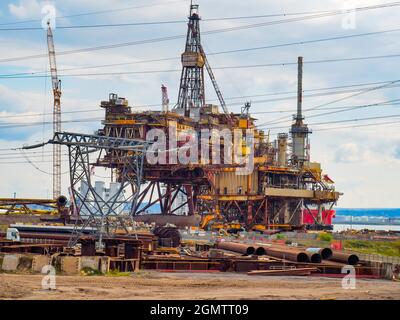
[176,3,205,117]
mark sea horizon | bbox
[334,208,400,218]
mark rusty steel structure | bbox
[76,3,341,231]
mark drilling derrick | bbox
[175,3,205,119]
[47,22,62,199]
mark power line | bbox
[0,0,188,26]
[261,114,400,131]
[0,159,69,164]
[304,100,400,119]
[0,34,187,64]
[1,1,399,31]
[1,2,399,31]
[229,79,400,98]
[1,118,399,162]
[3,53,400,79]
[312,119,400,131]
[0,117,103,130]
[2,22,400,64]
[2,105,400,133]
[0,153,67,160]
[254,99,400,118]
[19,150,69,175]
[245,84,400,109]
[0,9,357,29]
[203,2,400,35]
[209,28,400,58]
[259,79,400,126]
[1,79,400,122]
[0,150,53,155]
[309,80,400,112]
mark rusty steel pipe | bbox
[306,252,322,263]
[329,252,359,265]
[255,247,266,255]
[258,244,327,263]
[216,241,255,255]
[305,247,333,260]
[260,246,310,263]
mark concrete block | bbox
[61,256,81,274]
[81,256,99,270]
[1,254,21,271]
[32,255,52,273]
[99,257,110,274]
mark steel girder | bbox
[133,181,197,216]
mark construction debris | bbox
[247,267,319,276]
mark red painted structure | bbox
[302,209,335,225]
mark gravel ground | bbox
[0,271,399,300]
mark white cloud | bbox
[334,142,365,163]
[8,0,42,19]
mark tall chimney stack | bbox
[297,56,303,120]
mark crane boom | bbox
[46,22,61,199]
[199,45,233,123]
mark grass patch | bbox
[318,232,333,242]
[344,240,400,257]
[80,267,103,276]
[276,234,285,240]
[106,270,132,277]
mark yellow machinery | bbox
[0,196,67,215]
[0,198,58,215]
[0,206,57,215]
[200,214,243,233]
[251,224,293,233]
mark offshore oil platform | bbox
[6,3,400,287]
[3,3,341,243]
[91,3,341,233]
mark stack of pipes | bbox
[216,241,359,265]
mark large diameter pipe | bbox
[216,241,255,255]
[306,252,322,263]
[255,247,266,255]
[306,247,333,260]
[260,246,310,263]
[329,252,359,265]
[261,244,328,262]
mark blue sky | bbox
[0,0,399,207]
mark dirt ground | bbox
[0,271,399,300]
